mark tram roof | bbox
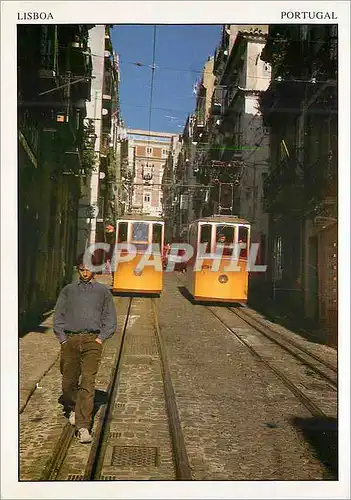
[117,215,165,222]
[193,216,250,225]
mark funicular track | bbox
[228,306,337,388]
[208,307,337,420]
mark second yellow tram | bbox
[186,216,251,303]
[112,215,165,295]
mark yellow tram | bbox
[112,215,165,295]
[186,216,251,303]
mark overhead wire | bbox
[141,25,157,211]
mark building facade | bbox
[162,134,183,241]
[18,25,93,330]
[192,25,271,285]
[127,129,177,217]
[76,25,123,259]
[260,24,337,344]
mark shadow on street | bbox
[291,416,338,479]
[177,285,246,309]
[58,389,109,425]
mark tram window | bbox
[152,224,163,253]
[199,224,212,252]
[132,222,148,242]
[131,222,149,250]
[117,222,128,243]
[215,225,235,255]
[238,226,249,258]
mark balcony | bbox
[38,26,59,80]
[192,110,205,142]
[211,86,225,116]
[304,152,337,208]
[195,111,205,129]
[263,158,304,212]
[213,44,229,77]
[219,133,243,161]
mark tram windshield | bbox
[215,225,235,256]
[131,222,149,250]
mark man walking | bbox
[54,254,117,443]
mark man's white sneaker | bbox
[77,428,92,443]
[68,411,75,426]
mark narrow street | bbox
[19,273,337,481]
[11,17,344,497]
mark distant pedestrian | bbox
[54,253,117,443]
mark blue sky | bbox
[111,25,222,133]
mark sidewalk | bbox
[19,312,59,413]
[19,274,113,413]
[248,293,335,348]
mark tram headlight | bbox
[133,268,143,276]
[218,274,228,284]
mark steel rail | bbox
[151,299,192,480]
[84,298,133,480]
[239,306,337,371]
[39,298,133,481]
[229,307,337,388]
[40,422,74,480]
[208,307,328,419]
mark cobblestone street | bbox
[19,273,337,482]
[156,274,336,480]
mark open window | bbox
[152,223,163,254]
[199,224,212,254]
[117,222,128,243]
[238,226,249,259]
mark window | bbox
[199,224,212,253]
[146,147,153,154]
[162,149,168,156]
[152,223,163,246]
[117,222,128,243]
[238,226,249,259]
[144,194,151,203]
[132,222,149,242]
[215,225,235,256]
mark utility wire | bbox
[148,26,157,145]
[141,25,157,211]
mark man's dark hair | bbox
[76,252,98,269]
